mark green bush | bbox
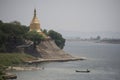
[48,30,65,49]
[0,21,29,52]
[25,31,45,48]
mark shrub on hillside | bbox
[48,30,65,49]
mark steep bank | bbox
[36,40,74,59]
[17,39,81,61]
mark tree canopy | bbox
[0,20,66,53]
[25,31,45,48]
[48,30,66,49]
[0,21,29,52]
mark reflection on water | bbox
[12,41,120,80]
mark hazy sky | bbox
[0,0,120,38]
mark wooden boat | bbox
[75,69,90,73]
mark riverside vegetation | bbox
[0,20,65,64]
[0,20,65,52]
[0,20,66,79]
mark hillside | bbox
[18,39,75,60]
[37,40,73,59]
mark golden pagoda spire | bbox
[29,9,41,32]
[29,9,47,38]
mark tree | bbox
[0,20,29,52]
[48,30,65,49]
[25,31,45,48]
[96,36,101,40]
[42,29,48,35]
[10,21,21,25]
[0,20,3,24]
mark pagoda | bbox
[29,9,46,37]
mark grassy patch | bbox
[0,53,36,66]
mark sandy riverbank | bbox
[25,57,86,63]
[7,57,86,71]
[7,66,42,71]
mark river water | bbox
[12,41,120,80]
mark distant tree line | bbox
[0,20,65,52]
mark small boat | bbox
[75,69,90,73]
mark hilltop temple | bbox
[17,9,81,61]
[29,9,47,37]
